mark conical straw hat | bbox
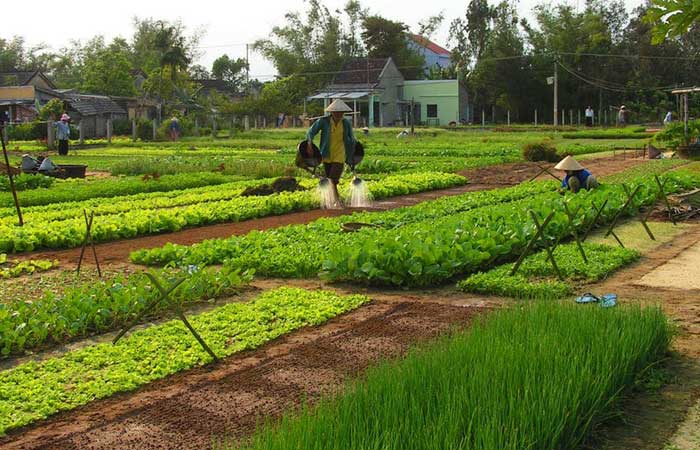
[325,99,352,112]
[554,155,583,171]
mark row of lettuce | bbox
[133,170,700,288]
[0,287,370,435]
[0,172,466,253]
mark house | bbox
[408,35,452,71]
[62,94,127,138]
[307,58,405,127]
[308,58,469,127]
[0,70,60,122]
[403,80,469,126]
[192,79,245,101]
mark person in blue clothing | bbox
[55,113,71,156]
[306,99,356,205]
[555,155,599,193]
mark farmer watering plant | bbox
[555,155,599,193]
[55,113,71,156]
[305,99,357,208]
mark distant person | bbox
[663,111,673,126]
[555,155,599,193]
[276,112,286,128]
[617,105,627,127]
[585,106,594,127]
[305,99,357,207]
[168,116,181,141]
[55,113,71,156]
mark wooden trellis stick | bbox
[581,199,609,243]
[112,272,219,363]
[622,184,655,241]
[510,211,564,281]
[645,176,676,225]
[530,212,564,281]
[77,210,102,277]
[528,164,562,183]
[111,275,187,344]
[563,202,588,263]
[604,185,642,248]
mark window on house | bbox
[427,104,438,118]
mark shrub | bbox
[523,141,560,162]
[0,174,54,192]
[135,118,155,141]
[112,118,132,136]
[7,121,46,140]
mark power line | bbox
[557,60,682,93]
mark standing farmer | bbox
[306,99,356,207]
[56,113,71,156]
[168,116,181,141]
[585,106,594,127]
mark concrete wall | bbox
[404,80,461,126]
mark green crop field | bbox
[0,126,687,448]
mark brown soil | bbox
[458,153,646,185]
[0,301,484,450]
[22,154,647,267]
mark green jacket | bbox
[306,116,355,164]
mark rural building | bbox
[192,79,246,102]
[403,80,469,126]
[308,57,468,127]
[408,35,452,71]
[63,94,127,138]
[308,58,406,127]
[0,70,60,122]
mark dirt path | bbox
[23,154,647,267]
[585,224,700,450]
[0,301,484,450]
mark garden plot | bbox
[637,242,700,290]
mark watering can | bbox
[349,141,365,186]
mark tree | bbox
[450,0,496,73]
[81,37,136,96]
[645,0,700,44]
[361,15,424,79]
[189,64,211,79]
[211,55,248,90]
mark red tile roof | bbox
[410,34,451,56]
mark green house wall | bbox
[403,80,466,126]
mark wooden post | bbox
[212,117,218,136]
[131,118,136,142]
[481,109,485,128]
[2,123,7,144]
[244,115,250,131]
[534,109,538,126]
[79,121,85,145]
[106,117,112,145]
[47,121,55,150]
[577,109,581,126]
[194,117,199,136]
[0,126,23,226]
[507,110,511,126]
[410,97,415,134]
[152,119,157,140]
[491,105,495,124]
[569,109,573,126]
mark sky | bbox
[6,0,645,80]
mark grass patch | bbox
[225,301,672,450]
[588,220,689,254]
[457,242,639,299]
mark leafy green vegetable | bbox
[0,287,370,435]
[458,243,639,298]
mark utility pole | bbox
[245,44,250,92]
[553,60,559,127]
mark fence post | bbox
[569,110,573,126]
[131,118,136,142]
[212,117,217,136]
[535,109,538,126]
[47,121,55,150]
[194,117,199,136]
[106,117,112,145]
[79,121,85,145]
[2,124,7,144]
[244,115,250,131]
[152,119,157,140]
[507,110,511,126]
[481,109,485,128]
[577,109,581,126]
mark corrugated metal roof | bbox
[64,94,126,116]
